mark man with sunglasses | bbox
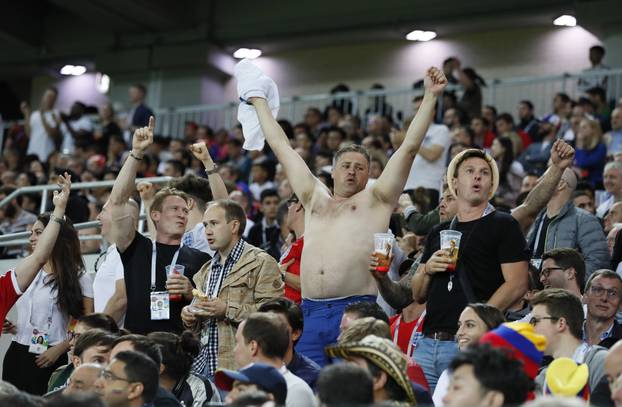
[95,350,159,407]
[531,288,610,398]
[583,269,622,348]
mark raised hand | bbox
[424,67,449,97]
[189,142,214,164]
[52,172,72,210]
[550,139,575,170]
[132,116,155,152]
[137,181,156,202]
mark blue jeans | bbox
[413,337,458,393]
[296,295,376,367]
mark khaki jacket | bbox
[192,242,283,370]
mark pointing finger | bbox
[148,116,155,132]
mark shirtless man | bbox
[249,67,448,365]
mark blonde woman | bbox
[575,117,606,187]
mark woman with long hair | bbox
[432,303,505,405]
[2,178,94,395]
[491,136,525,207]
[575,117,607,188]
[458,68,486,121]
[148,331,221,406]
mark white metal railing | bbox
[151,68,622,137]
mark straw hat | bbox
[446,148,499,200]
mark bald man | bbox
[63,364,104,396]
[527,168,610,277]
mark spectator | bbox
[598,161,622,218]
[48,329,115,393]
[531,289,609,397]
[521,173,540,194]
[47,393,106,407]
[495,113,527,155]
[582,270,622,348]
[490,136,524,207]
[587,87,611,132]
[404,95,452,204]
[247,189,282,260]
[62,364,104,397]
[605,108,622,157]
[215,364,287,405]
[432,303,505,404]
[225,138,252,182]
[543,93,570,130]
[181,200,282,377]
[527,168,609,276]
[93,102,121,155]
[22,87,62,162]
[161,160,184,178]
[604,202,622,234]
[578,45,609,92]
[339,301,390,333]
[3,194,94,395]
[575,117,607,187]
[442,344,530,407]
[412,149,529,390]
[60,101,94,154]
[148,331,221,406]
[232,313,315,407]
[458,68,485,121]
[470,116,495,148]
[280,194,304,304]
[338,316,392,344]
[443,108,465,131]
[126,84,155,133]
[317,364,374,407]
[326,335,432,405]
[95,350,160,407]
[539,249,585,297]
[573,190,596,215]
[605,341,622,407]
[518,100,541,142]
[482,105,498,131]
[106,119,211,335]
[518,117,558,176]
[249,159,276,202]
[442,57,461,85]
[0,186,37,238]
[258,298,321,390]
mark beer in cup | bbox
[166,264,185,301]
[373,233,395,273]
[440,230,462,272]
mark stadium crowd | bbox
[0,45,621,407]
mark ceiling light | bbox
[406,30,437,42]
[553,15,576,27]
[96,73,110,94]
[233,48,262,59]
[60,64,87,76]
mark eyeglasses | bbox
[540,267,565,278]
[529,316,559,326]
[589,285,620,300]
[99,370,132,383]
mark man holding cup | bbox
[181,199,283,378]
[411,149,530,391]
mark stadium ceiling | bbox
[0,0,620,78]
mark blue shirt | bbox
[287,351,321,390]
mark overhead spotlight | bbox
[406,30,437,42]
[233,48,262,59]
[60,64,87,76]
[553,15,577,27]
[96,73,111,94]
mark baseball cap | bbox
[325,335,416,403]
[215,363,288,405]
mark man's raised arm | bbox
[109,116,154,206]
[371,68,447,204]
[250,98,319,206]
[190,142,229,200]
[512,140,575,231]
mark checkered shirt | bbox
[192,239,246,376]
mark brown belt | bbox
[423,331,455,341]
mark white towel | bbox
[234,59,280,151]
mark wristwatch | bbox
[50,214,64,224]
[206,165,219,175]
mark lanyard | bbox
[151,240,182,291]
[393,309,426,357]
[28,271,55,330]
[205,257,228,298]
[532,216,547,256]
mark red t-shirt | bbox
[0,271,20,326]
[281,237,303,304]
[390,313,429,391]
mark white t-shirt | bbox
[433,369,450,406]
[405,124,451,191]
[597,196,615,218]
[26,110,59,161]
[182,223,215,256]
[281,367,316,407]
[14,270,93,346]
[61,116,94,154]
[92,244,124,323]
[249,181,277,202]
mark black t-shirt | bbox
[420,210,529,334]
[119,233,211,335]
